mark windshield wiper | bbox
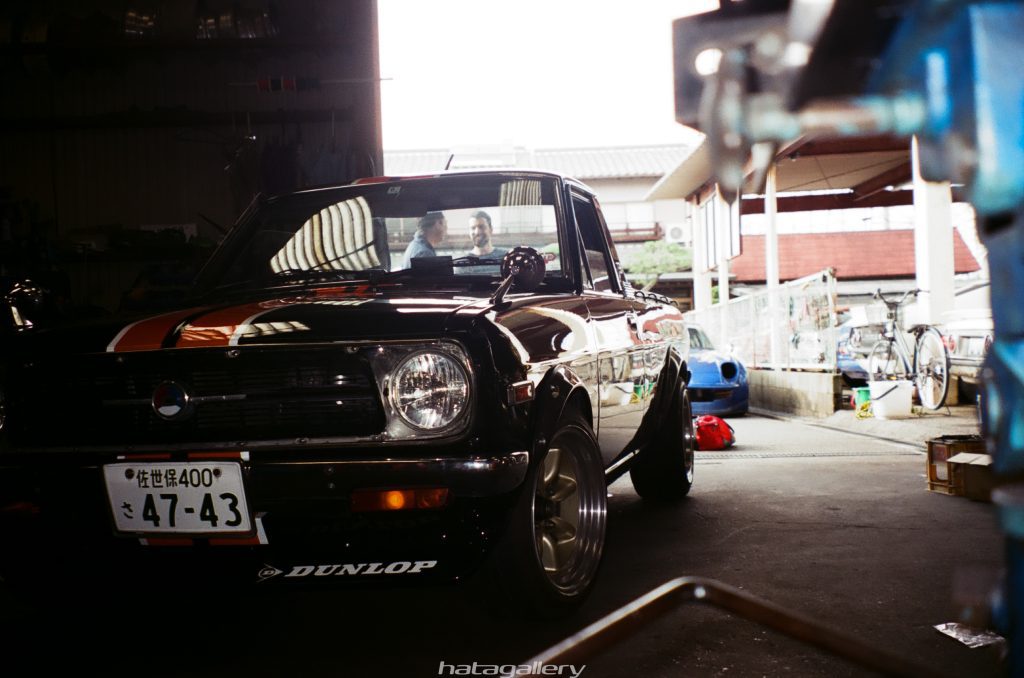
[272,267,371,281]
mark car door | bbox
[632,291,685,416]
[569,188,651,465]
[586,199,680,435]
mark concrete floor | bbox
[592,415,1002,677]
[2,414,1005,677]
[771,401,984,449]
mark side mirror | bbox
[501,247,546,290]
[491,247,546,305]
[4,280,55,332]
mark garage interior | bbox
[0,2,1015,677]
[1,0,382,313]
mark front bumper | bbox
[950,354,985,383]
[690,383,749,416]
[0,449,529,585]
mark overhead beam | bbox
[743,190,910,213]
[742,187,965,214]
[780,134,910,159]
[852,161,912,200]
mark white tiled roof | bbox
[383,144,691,180]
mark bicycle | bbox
[866,288,951,410]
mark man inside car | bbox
[457,210,507,274]
[467,210,506,261]
[400,211,447,268]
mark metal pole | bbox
[766,164,781,367]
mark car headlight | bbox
[388,350,469,431]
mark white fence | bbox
[684,269,839,371]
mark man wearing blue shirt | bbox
[400,211,447,268]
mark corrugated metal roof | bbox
[384,144,692,179]
[532,146,691,179]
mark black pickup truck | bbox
[0,170,694,617]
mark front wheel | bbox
[867,339,905,381]
[485,411,607,618]
[915,327,950,410]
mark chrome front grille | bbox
[9,347,385,447]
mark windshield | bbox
[688,326,715,350]
[196,173,566,294]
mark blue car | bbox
[837,324,870,384]
[687,325,749,416]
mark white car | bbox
[941,313,992,388]
[937,279,992,398]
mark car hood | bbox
[689,348,739,367]
[17,285,496,355]
[688,348,744,377]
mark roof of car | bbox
[261,169,594,202]
[351,168,597,194]
[350,168,571,183]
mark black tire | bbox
[630,388,695,502]
[915,326,950,410]
[485,411,607,618]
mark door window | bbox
[573,194,617,293]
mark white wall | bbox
[586,177,659,202]
[587,178,688,245]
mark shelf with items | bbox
[0,106,353,132]
[1,36,351,57]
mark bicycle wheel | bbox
[867,340,905,381]
[915,327,950,410]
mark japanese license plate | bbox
[103,462,251,535]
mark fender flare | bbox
[648,344,691,430]
[529,364,594,467]
[602,345,690,484]
[485,364,594,546]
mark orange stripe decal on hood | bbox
[175,301,277,348]
[107,308,208,353]
[109,287,381,352]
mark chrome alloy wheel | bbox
[531,426,606,596]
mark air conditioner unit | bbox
[665,223,689,244]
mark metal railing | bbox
[525,576,946,678]
[685,268,839,371]
[607,221,664,243]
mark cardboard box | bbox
[948,452,995,502]
[927,435,986,495]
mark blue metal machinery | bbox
[673,0,1024,672]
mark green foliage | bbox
[621,241,692,275]
[621,242,692,292]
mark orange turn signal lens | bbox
[383,490,407,510]
[507,380,535,405]
[351,487,450,512]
